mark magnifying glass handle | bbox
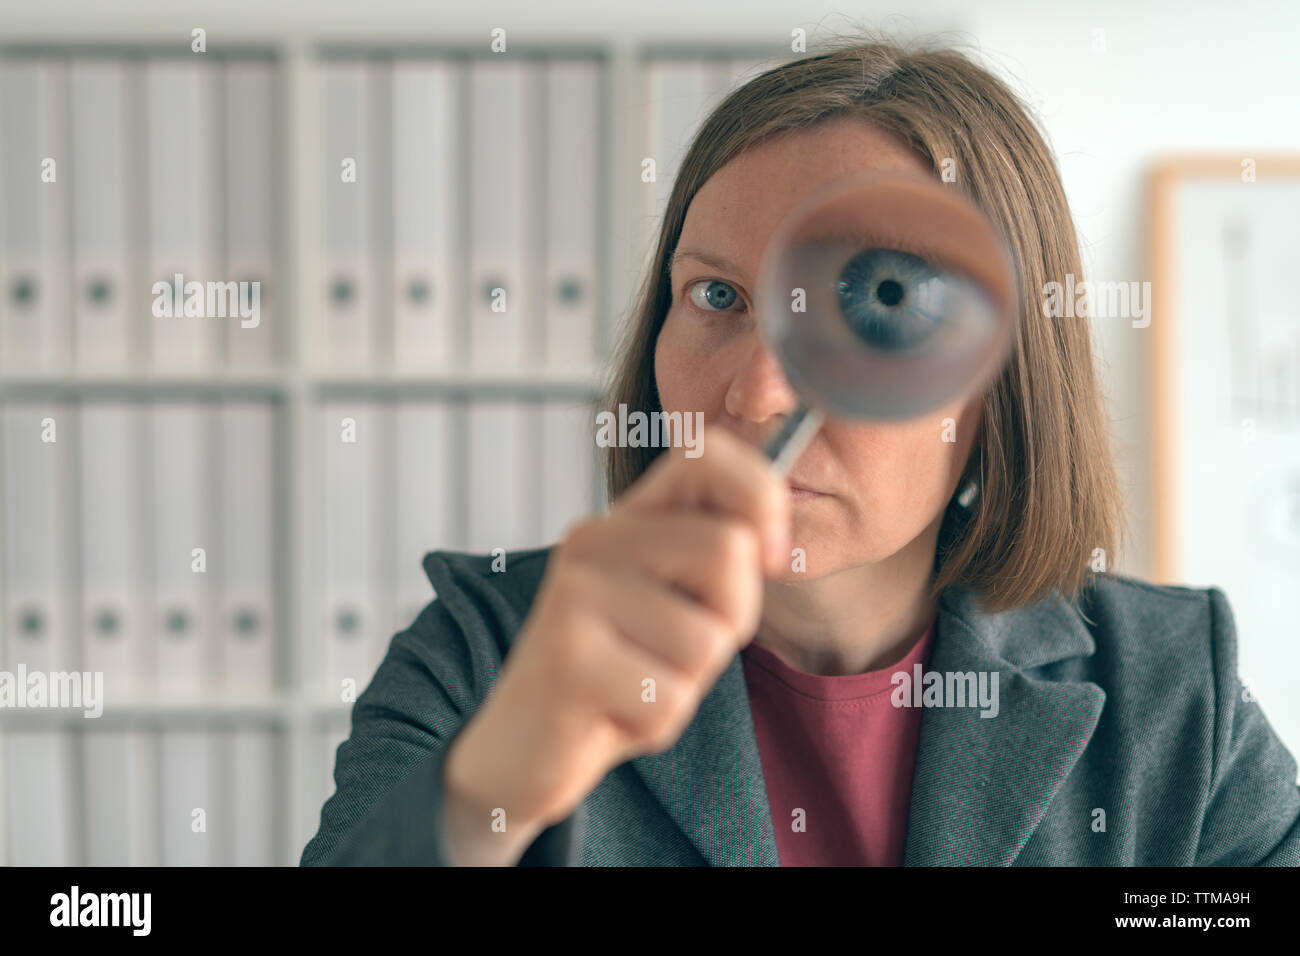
[762,402,826,476]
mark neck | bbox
[754,519,942,677]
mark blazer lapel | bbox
[629,583,1104,867]
[902,586,1106,865]
[630,652,780,866]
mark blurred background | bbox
[0,0,1296,866]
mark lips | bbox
[787,480,826,498]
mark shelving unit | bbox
[0,24,790,864]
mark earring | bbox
[956,478,979,509]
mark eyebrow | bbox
[667,246,747,279]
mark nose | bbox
[723,329,800,426]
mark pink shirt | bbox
[739,617,936,866]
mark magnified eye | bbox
[835,248,951,351]
[687,279,742,313]
[755,169,1016,422]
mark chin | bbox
[771,539,864,580]
[783,522,906,574]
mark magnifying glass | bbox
[755,168,1019,474]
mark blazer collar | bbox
[629,584,1105,866]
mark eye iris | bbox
[836,248,943,351]
[701,281,736,310]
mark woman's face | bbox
[654,117,983,581]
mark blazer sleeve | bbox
[1194,587,1300,866]
[299,575,587,866]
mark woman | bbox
[301,37,1300,866]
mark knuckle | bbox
[622,709,664,751]
[644,725,681,754]
[637,672,690,742]
[699,616,739,671]
[640,703,688,752]
[662,672,703,725]
[678,613,734,678]
[654,705,698,751]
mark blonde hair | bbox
[601,34,1129,613]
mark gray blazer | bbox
[300,547,1300,866]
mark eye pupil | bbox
[876,279,904,306]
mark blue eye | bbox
[835,248,950,351]
[687,279,741,313]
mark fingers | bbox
[617,425,791,575]
[562,510,765,640]
[583,559,750,680]
[563,604,709,756]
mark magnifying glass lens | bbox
[756,169,1018,440]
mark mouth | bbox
[787,481,827,500]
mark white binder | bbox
[159,727,217,866]
[2,403,75,677]
[144,57,221,370]
[69,58,135,369]
[391,58,458,370]
[4,730,77,865]
[465,398,534,553]
[224,727,277,866]
[223,59,278,368]
[81,728,157,866]
[467,58,539,370]
[322,400,385,699]
[319,60,375,369]
[540,400,597,547]
[79,401,148,701]
[0,57,71,370]
[391,400,452,631]
[217,401,276,697]
[149,401,213,699]
[543,58,601,372]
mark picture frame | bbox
[1145,153,1300,758]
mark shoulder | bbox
[1081,570,1228,628]
[1005,572,1240,741]
[416,544,556,649]
[952,570,1235,683]
[1075,575,1300,864]
[355,545,557,718]
[1072,571,1235,671]
[1061,572,1247,766]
